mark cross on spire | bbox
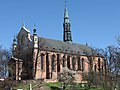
[65,0,66,7]
[34,24,36,29]
[22,22,25,27]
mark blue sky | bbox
[0,0,120,49]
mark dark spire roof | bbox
[63,1,72,43]
[64,1,69,22]
[64,6,69,17]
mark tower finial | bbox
[14,35,15,39]
[65,0,66,7]
[34,24,36,29]
[22,22,25,27]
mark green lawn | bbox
[13,83,36,90]
[45,82,104,90]
[45,82,62,87]
[13,81,104,90]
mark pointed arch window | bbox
[89,57,93,70]
[102,62,104,73]
[52,55,55,71]
[67,55,70,69]
[77,57,81,70]
[72,57,75,70]
[63,55,66,67]
[41,54,44,70]
[81,58,84,71]
[104,59,107,73]
[57,54,60,72]
[94,64,96,72]
[98,58,101,71]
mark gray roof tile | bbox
[38,37,95,55]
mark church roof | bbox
[38,37,96,55]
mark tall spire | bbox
[63,0,72,43]
[64,0,69,19]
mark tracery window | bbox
[98,58,101,71]
[72,57,75,70]
[81,58,84,71]
[41,54,44,70]
[52,54,55,71]
[94,64,96,72]
[67,55,70,69]
[63,55,66,67]
[102,62,104,73]
[77,57,81,70]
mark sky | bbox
[0,0,120,49]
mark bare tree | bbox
[117,35,120,46]
[10,32,34,80]
[0,46,11,78]
[58,66,76,90]
[97,46,120,90]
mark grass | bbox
[13,81,104,90]
[45,82,104,90]
[13,82,37,90]
[45,82,62,88]
[13,83,29,89]
[89,88,103,90]
[65,85,102,90]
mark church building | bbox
[8,4,106,82]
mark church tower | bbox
[33,25,38,48]
[63,2,72,43]
[32,25,39,79]
[12,36,17,56]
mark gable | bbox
[16,26,32,51]
[17,26,30,41]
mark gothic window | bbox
[63,55,65,67]
[89,57,93,70]
[41,54,44,70]
[98,58,101,71]
[102,62,104,73]
[77,57,81,70]
[67,56,70,69]
[94,64,96,72]
[81,58,84,71]
[57,54,60,72]
[72,57,75,70]
[52,55,55,71]
[104,60,107,73]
